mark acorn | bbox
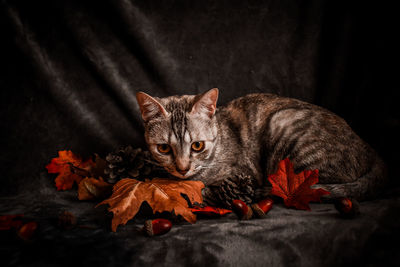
[17,221,38,240]
[58,211,77,229]
[232,199,253,220]
[143,219,172,236]
[334,197,360,218]
[251,198,274,218]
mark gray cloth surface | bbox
[1,173,399,267]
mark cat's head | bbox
[136,88,219,179]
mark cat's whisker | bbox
[196,166,214,170]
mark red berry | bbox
[334,197,359,218]
[232,199,253,220]
[251,198,273,218]
[144,219,172,236]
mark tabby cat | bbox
[136,88,386,206]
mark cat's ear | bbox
[136,92,168,122]
[190,88,219,118]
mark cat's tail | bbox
[314,155,388,201]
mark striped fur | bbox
[136,89,387,202]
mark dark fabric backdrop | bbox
[0,0,398,196]
[1,1,400,267]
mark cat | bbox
[136,88,387,207]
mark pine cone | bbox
[104,146,165,184]
[204,174,258,209]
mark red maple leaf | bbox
[268,158,330,210]
[46,150,94,190]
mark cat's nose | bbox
[177,168,189,175]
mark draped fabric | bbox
[0,1,399,266]
[1,174,399,266]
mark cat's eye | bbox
[157,144,171,154]
[191,141,205,152]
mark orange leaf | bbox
[268,158,330,210]
[97,178,205,232]
[190,206,232,216]
[78,177,112,200]
[46,150,94,190]
[55,171,83,191]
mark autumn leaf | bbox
[78,177,112,201]
[89,154,107,178]
[46,150,95,190]
[190,206,232,217]
[97,178,205,232]
[268,158,330,210]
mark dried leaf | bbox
[97,178,205,232]
[88,154,107,178]
[268,158,330,210]
[46,150,94,190]
[78,177,112,200]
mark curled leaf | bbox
[88,154,107,178]
[78,177,112,201]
